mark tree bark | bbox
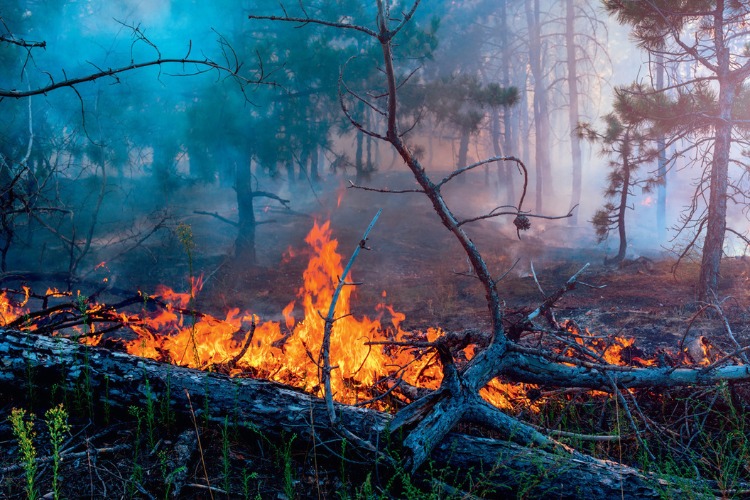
[655,53,667,243]
[0,329,702,498]
[565,0,582,225]
[698,80,732,300]
[234,158,257,264]
[525,0,552,212]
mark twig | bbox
[1,55,275,99]
[228,316,257,367]
[528,423,634,442]
[184,484,227,495]
[193,210,238,227]
[0,444,131,473]
[525,263,589,324]
[606,372,656,461]
[184,389,213,500]
[493,257,521,283]
[436,156,517,188]
[530,261,546,296]
[347,180,424,194]
[709,291,748,364]
[701,344,750,373]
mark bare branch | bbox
[193,211,239,228]
[436,156,519,188]
[0,34,46,49]
[247,14,377,38]
[457,206,576,227]
[347,180,424,194]
[0,57,273,99]
[338,65,388,141]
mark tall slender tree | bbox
[525,0,552,212]
[565,0,582,224]
[654,53,668,243]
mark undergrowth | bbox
[3,381,750,498]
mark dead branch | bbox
[228,316,256,368]
[708,291,748,364]
[499,347,750,390]
[321,209,382,428]
[0,444,132,474]
[436,156,521,187]
[0,34,46,49]
[1,57,271,98]
[347,180,425,194]
[193,210,238,228]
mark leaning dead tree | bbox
[247,0,750,486]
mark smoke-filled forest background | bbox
[3,0,748,289]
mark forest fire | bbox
[0,221,674,413]
[121,221,445,406]
[0,289,29,326]
[562,321,657,368]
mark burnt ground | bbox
[195,171,750,355]
[2,170,750,498]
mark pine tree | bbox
[603,0,750,299]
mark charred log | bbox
[0,329,717,497]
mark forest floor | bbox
[2,170,750,498]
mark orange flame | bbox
[120,220,440,405]
[563,321,656,367]
[0,292,25,326]
[114,223,659,407]
[0,221,670,412]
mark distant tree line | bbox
[2,0,749,300]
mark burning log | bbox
[0,328,717,497]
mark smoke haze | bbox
[1,0,748,302]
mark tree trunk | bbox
[498,0,516,206]
[234,158,257,264]
[0,328,699,498]
[519,76,531,167]
[152,144,179,195]
[298,147,309,182]
[565,0,582,225]
[526,0,552,212]
[355,129,365,182]
[285,160,296,186]
[456,128,470,184]
[310,145,320,181]
[697,60,733,300]
[490,106,516,204]
[611,131,631,265]
[366,115,373,173]
[655,53,667,243]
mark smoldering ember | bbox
[1,2,750,499]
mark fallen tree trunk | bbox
[0,329,705,497]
